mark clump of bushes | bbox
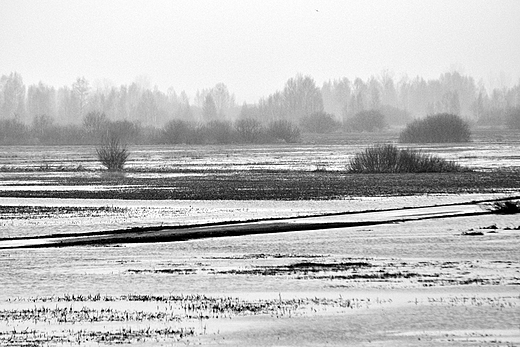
[399,113,471,143]
[162,119,196,144]
[344,110,387,132]
[96,133,130,171]
[0,118,29,145]
[205,120,235,144]
[300,112,340,133]
[161,118,301,144]
[234,118,264,143]
[505,107,520,129]
[347,144,466,173]
[266,119,301,143]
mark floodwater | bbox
[0,131,519,174]
[1,136,520,346]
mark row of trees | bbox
[4,108,519,146]
[0,111,302,145]
[1,71,520,131]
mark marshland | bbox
[2,3,520,340]
[1,126,520,346]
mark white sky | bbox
[1,0,520,103]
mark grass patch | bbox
[347,144,467,173]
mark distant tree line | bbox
[1,71,520,145]
[0,111,302,145]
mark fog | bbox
[1,1,519,103]
[1,1,520,144]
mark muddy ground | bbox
[1,138,519,346]
[1,170,520,200]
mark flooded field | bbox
[1,130,520,174]
[1,131,519,346]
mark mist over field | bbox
[1,71,519,146]
[1,1,520,144]
[2,3,520,345]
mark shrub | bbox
[399,113,471,143]
[204,120,235,144]
[300,112,339,133]
[344,110,387,132]
[347,144,465,173]
[0,118,29,144]
[96,133,130,171]
[505,107,520,129]
[266,120,301,143]
[108,120,141,143]
[234,118,263,143]
[162,119,194,144]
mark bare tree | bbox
[72,77,90,119]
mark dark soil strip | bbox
[0,206,501,249]
[1,196,518,244]
[1,171,520,200]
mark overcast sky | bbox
[2,0,519,103]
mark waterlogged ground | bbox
[1,132,520,174]
[1,208,519,346]
[1,131,520,346]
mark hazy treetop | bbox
[2,0,519,103]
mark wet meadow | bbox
[0,129,519,346]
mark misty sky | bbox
[2,0,520,103]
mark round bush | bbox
[347,144,465,173]
[344,110,387,132]
[399,113,470,143]
[300,112,340,133]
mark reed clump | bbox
[347,144,466,173]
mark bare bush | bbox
[300,112,340,133]
[266,120,301,143]
[162,119,194,144]
[205,120,235,144]
[96,134,130,171]
[344,110,387,132]
[234,118,263,143]
[347,144,466,173]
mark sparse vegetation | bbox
[96,133,130,171]
[399,113,471,143]
[347,144,466,173]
